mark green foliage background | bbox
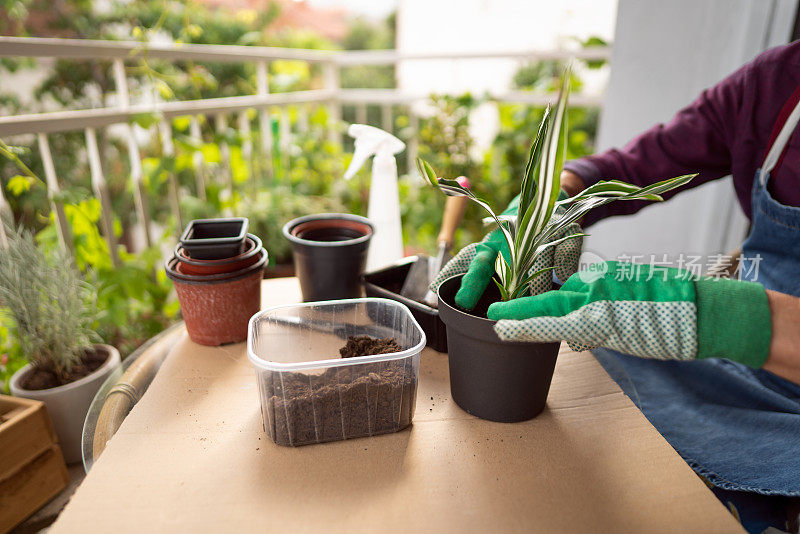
[0,0,604,391]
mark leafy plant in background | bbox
[0,0,612,379]
[0,220,98,383]
[238,187,344,265]
[418,69,695,301]
[1,141,178,367]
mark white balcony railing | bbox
[0,36,610,259]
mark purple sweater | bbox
[564,41,800,227]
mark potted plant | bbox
[283,213,374,302]
[418,68,695,422]
[1,224,120,463]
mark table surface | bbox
[52,278,742,533]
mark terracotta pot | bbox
[176,234,263,276]
[437,275,559,423]
[166,252,267,346]
[9,344,121,464]
[283,213,373,302]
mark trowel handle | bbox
[438,183,469,249]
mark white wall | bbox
[396,0,617,152]
[584,0,797,265]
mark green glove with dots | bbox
[487,260,772,368]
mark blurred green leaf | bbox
[6,174,33,196]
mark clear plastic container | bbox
[247,298,426,446]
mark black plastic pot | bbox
[283,213,373,302]
[180,217,249,259]
[437,274,559,423]
[362,256,448,352]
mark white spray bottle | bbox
[344,124,406,271]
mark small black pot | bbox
[180,217,249,260]
[437,275,559,423]
[283,213,373,302]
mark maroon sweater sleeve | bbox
[564,61,745,227]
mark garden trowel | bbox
[400,178,470,307]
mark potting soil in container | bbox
[265,337,416,446]
[248,298,425,447]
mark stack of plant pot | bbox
[167,218,267,346]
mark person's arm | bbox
[763,290,800,384]
[564,61,748,226]
[561,169,587,196]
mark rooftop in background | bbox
[199,0,350,41]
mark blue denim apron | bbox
[593,95,800,531]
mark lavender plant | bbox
[0,220,98,381]
[417,67,695,301]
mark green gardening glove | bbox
[431,193,583,310]
[487,261,772,368]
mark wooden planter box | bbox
[0,394,69,533]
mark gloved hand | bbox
[431,194,583,310]
[487,261,772,368]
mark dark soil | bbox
[339,336,402,358]
[262,336,417,446]
[20,347,109,391]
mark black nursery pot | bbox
[283,213,374,302]
[179,217,249,260]
[437,274,559,423]
[362,256,448,352]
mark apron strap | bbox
[762,85,800,182]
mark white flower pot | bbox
[10,344,121,464]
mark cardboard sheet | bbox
[52,278,742,533]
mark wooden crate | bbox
[0,395,69,533]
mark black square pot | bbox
[361,256,448,353]
[179,217,249,260]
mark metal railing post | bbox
[279,106,291,174]
[215,114,234,216]
[355,102,367,125]
[158,119,183,231]
[113,58,152,249]
[256,60,273,182]
[381,104,393,133]
[237,111,255,192]
[85,127,120,267]
[189,117,207,201]
[407,108,420,175]
[297,105,309,134]
[37,133,74,255]
[323,60,341,145]
[0,175,10,248]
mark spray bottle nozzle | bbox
[344,124,405,180]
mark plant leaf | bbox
[422,164,516,257]
[6,175,33,196]
[511,263,558,299]
[620,174,697,200]
[416,157,438,186]
[532,64,570,235]
[518,105,550,219]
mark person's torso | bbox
[730,41,800,217]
